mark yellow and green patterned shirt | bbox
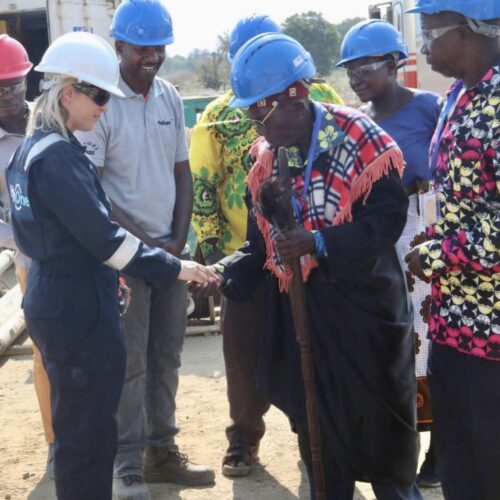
[190,84,343,259]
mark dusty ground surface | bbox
[0,333,444,500]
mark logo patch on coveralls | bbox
[10,184,30,211]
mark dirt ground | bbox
[0,333,444,500]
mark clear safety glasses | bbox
[72,82,111,107]
[345,60,389,80]
[420,24,465,46]
[0,80,26,98]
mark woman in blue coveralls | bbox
[6,32,218,500]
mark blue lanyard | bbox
[430,81,464,177]
[291,102,323,222]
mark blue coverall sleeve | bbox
[31,146,181,288]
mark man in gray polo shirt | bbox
[77,1,214,498]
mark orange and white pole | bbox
[402,52,418,88]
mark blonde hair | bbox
[26,74,77,139]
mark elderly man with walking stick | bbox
[205,33,423,500]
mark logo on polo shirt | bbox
[83,141,98,156]
[157,120,172,126]
[10,184,30,211]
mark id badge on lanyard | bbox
[420,81,465,229]
[419,188,440,227]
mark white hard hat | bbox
[35,31,124,97]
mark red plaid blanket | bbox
[248,104,404,291]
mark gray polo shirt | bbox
[77,76,188,240]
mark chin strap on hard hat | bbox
[466,18,500,38]
[39,78,55,93]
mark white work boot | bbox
[112,475,151,500]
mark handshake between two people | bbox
[146,236,223,293]
[180,225,318,300]
[178,260,224,297]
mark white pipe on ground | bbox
[0,285,26,355]
[0,249,15,277]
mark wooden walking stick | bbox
[257,147,326,500]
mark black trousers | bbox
[429,342,500,500]
[297,431,422,500]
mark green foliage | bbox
[194,33,230,91]
[163,54,194,73]
[199,51,225,90]
[282,11,340,76]
[216,32,230,59]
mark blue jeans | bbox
[114,274,187,477]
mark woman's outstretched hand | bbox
[178,260,221,285]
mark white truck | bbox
[0,0,117,99]
[369,0,452,94]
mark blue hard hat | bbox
[228,14,282,63]
[110,0,174,46]
[230,33,316,108]
[405,0,500,20]
[337,19,408,67]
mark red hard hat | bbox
[0,35,33,80]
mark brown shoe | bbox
[222,442,260,478]
[143,446,215,486]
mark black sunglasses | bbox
[72,82,111,106]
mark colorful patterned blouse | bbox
[189,85,343,259]
[418,65,500,361]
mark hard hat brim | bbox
[0,64,33,80]
[34,63,125,98]
[95,82,126,98]
[111,33,174,46]
[405,6,435,14]
[228,95,253,108]
[336,49,408,67]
